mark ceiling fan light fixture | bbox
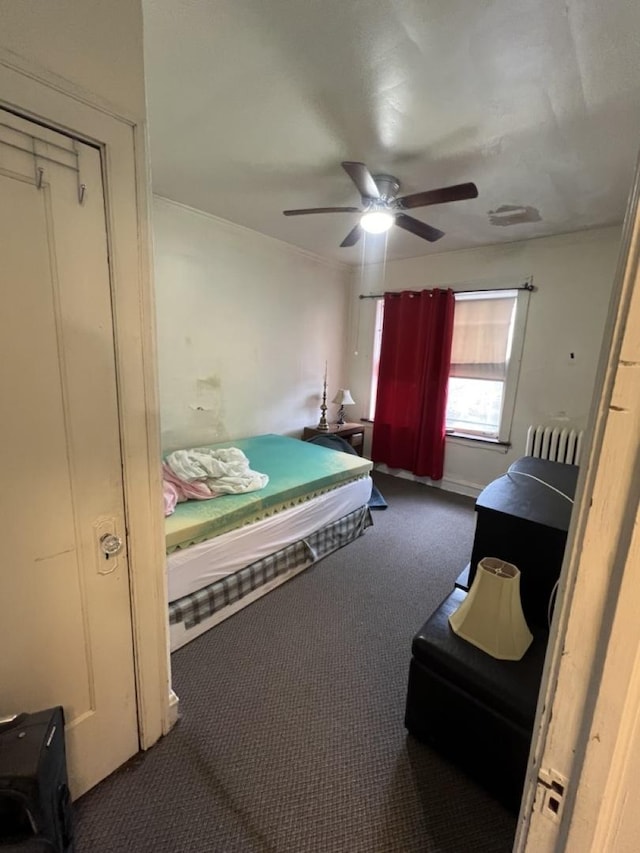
[360,210,394,234]
[282,162,477,247]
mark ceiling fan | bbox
[283,161,478,247]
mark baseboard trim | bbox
[373,463,483,499]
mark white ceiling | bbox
[143,0,640,265]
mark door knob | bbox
[100,532,123,558]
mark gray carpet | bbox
[74,473,516,852]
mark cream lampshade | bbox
[332,389,355,425]
[449,557,533,661]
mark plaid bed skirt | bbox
[169,504,373,630]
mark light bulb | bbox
[360,210,394,234]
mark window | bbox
[446,289,527,441]
[368,299,385,420]
[369,287,529,441]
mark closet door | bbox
[0,110,139,797]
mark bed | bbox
[167,433,374,651]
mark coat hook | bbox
[78,183,86,205]
[36,166,44,189]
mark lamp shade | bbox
[332,389,355,406]
[449,557,533,661]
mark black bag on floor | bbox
[0,707,73,852]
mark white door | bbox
[0,110,139,797]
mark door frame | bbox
[0,52,171,750]
[516,153,640,849]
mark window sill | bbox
[361,422,509,452]
[445,432,511,453]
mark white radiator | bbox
[525,424,584,465]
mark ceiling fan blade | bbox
[340,224,362,247]
[395,213,445,243]
[396,182,478,210]
[341,162,380,199]
[283,206,360,216]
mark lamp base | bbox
[317,373,330,431]
[336,405,346,425]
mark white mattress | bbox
[167,475,372,603]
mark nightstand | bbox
[302,422,365,456]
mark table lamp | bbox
[332,389,355,425]
[449,557,533,660]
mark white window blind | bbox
[446,289,524,440]
[449,293,516,382]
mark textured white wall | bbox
[0,0,146,117]
[348,226,622,492]
[153,197,351,451]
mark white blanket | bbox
[165,447,269,495]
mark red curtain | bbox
[371,289,455,480]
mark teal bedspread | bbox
[165,433,372,553]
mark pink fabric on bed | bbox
[162,463,224,516]
[163,479,179,517]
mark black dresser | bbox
[463,456,578,628]
[405,456,578,809]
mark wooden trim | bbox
[120,122,172,746]
[0,57,170,751]
[154,194,350,273]
[516,150,640,851]
[0,46,139,125]
[372,463,484,499]
[445,433,511,452]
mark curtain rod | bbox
[358,282,535,299]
